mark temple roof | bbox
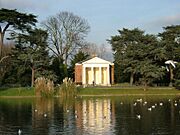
[76,56,114,65]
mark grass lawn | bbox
[0,86,180,97]
[0,87,35,97]
[77,86,180,96]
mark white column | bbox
[82,66,86,85]
[91,67,94,84]
[99,67,102,84]
[107,65,110,85]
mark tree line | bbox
[0,8,111,87]
[0,8,92,87]
[109,27,180,88]
[0,8,179,88]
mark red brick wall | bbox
[75,64,82,84]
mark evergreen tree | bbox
[68,51,89,80]
[50,57,66,84]
[109,28,145,85]
[0,8,37,59]
[159,25,180,86]
[109,28,165,87]
[7,28,55,87]
[0,8,37,86]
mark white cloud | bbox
[0,0,36,9]
[143,14,180,33]
[153,14,180,26]
[0,0,51,13]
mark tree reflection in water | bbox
[0,96,180,134]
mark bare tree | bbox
[81,42,112,61]
[42,11,90,66]
[98,44,107,58]
[80,42,99,57]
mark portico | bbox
[75,57,114,86]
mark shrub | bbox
[57,77,77,97]
[35,77,54,97]
[175,80,180,90]
[175,80,180,86]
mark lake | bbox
[0,96,180,135]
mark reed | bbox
[57,77,77,98]
[35,77,54,97]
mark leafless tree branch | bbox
[42,11,90,66]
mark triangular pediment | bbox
[82,57,113,65]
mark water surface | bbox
[0,96,180,135]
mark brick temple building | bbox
[75,56,114,86]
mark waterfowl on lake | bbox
[136,115,141,119]
[44,113,47,117]
[144,101,147,104]
[133,102,137,106]
[18,129,22,135]
[136,99,142,102]
[148,108,152,111]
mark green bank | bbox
[77,86,180,96]
[0,87,35,97]
[0,86,180,97]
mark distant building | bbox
[75,56,114,86]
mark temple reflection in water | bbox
[0,97,180,134]
[75,98,115,134]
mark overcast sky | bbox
[0,0,180,46]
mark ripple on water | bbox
[1,97,180,134]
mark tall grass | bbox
[57,77,77,98]
[35,77,54,97]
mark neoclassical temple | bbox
[75,57,114,86]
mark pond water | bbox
[0,96,180,135]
